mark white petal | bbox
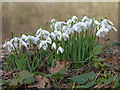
[112,26,117,32]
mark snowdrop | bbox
[11,37,27,49]
[51,42,57,50]
[72,22,83,33]
[51,32,57,40]
[36,28,43,36]
[55,22,66,31]
[81,16,89,22]
[25,35,39,45]
[3,41,15,52]
[39,40,48,50]
[62,33,69,41]
[72,15,78,23]
[56,31,62,41]
[67,19,72,27]
[96,27,109,37]
[50,19,56,29]
[20,34,27,40]
[46,37,52,44]
[57,46,64,54]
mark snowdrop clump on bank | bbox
[3,15,118,70]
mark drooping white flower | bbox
[72,22,84,33]
[96,28,109,37]
[19,39,28,49]
[67,19,72,27]
[81,16,89,22]
[55,30,62,41]
[51,42,57,50]
[62,33,69,41]
[3,41,15,52]
[51,32,57,40]
[50,19,56,29]
[57,46,64,54]
[20,34,27,40]
[107,19,114,26]
[10,37,27,49]
[36,28,43,36]
[112,26,117,32]
[39,40,48,50]
[55,22,66,31]
[25,35,38,45]
[72,15,78,23]
[46,37,52,44]
[42,30,50,39]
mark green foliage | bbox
[92,44,104,55]
[94,57,104,68]
[10,70,35,87]
[34,70,67,79]
[114,73,120,88]
[71,72,96,88]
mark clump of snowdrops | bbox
[3,15,117,72]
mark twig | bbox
[72,82,75,90]
[38,50,55,69]
[93,69,102,83]
[110,73,118,88]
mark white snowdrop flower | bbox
[36,28,43,36]
[51,42,57,50]
[25,35,39,45]
[62,33,69,41]
[33,36,40,44]
[50,19,56,29]
[72,15,78,23]
[10,37,19,48]
[96,28,109,37]
[55,22,66,31]
[62,26,68,32]
[112,26,117,32]
[51,19,56,23]
[3,41,15,52]
[56,31,62,41]
[81,16,89,22]
[11,37,27,49]
[67,19,72,27]
[19,39,28,48]
[101,22,112,31]
[46,37,52,44]
[72,22,83,33]
[39,40,48,50]
[20,34,27,40]
[42,30,50,39]
[51,32,56,40]
[57,46,64,54]
[107,19,114,26]
[94,20,100,26]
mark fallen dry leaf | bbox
[28,75,50,88]
[48,59,70,73]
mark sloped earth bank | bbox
[0,41,120,89]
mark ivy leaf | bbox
[114,73,120,88]
[102,63,108,70]
[77,82,94,88]
[97,58,104,62]
[71,72,96,85]
[10,78,19,87]
[104,76,115,85]
[92,44,104,55]
[94,62,99,68]
[10,70,35,87]
[18,70,35,84]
